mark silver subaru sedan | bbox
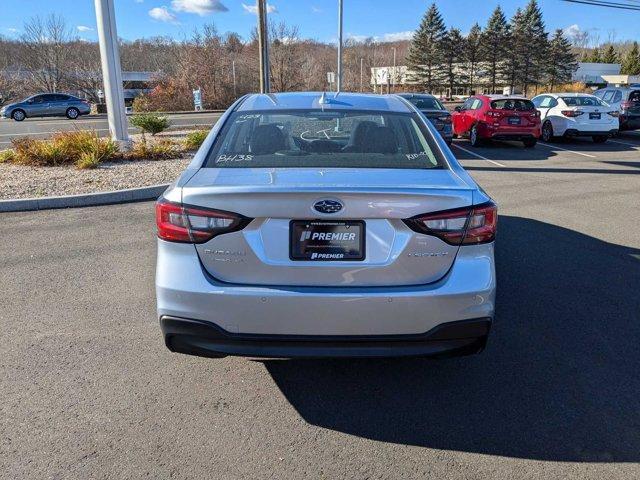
[156,92,496,359]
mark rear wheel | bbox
[523,138,537,148]
[592,135,608,143]
[469,124,482,147]
[66,107,79,120]
[11,109,26,122]
[541,121,554,142]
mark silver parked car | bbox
[0,93,91,121]
[156,92,497,359]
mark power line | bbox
[561,0,640,10]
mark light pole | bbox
[392,47,396,93]
[232,59,237,98]
[337,0,343,93]
[257,0,270,93]
[94,0,129,147]
[360,58,363,92]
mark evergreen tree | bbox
[480,6,509,94]
[519,0,548,95]
[602,45,619,64]
[405,3,447,93]
[502,8,526,93]
[465,23,483,95]
[588,47,602,63]
[546,29,578,90]
[442,28,466,98]
[621,41,640,75]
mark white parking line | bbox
[451,143,506,167]
[537,142,596,158]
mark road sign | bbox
[193,89,203,111]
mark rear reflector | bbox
[403,202,497,245]
[156,199,250,243]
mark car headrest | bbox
[361,126,397,154]
[250,124,286,155]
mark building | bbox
[600,74,640,86]
[371,62,622,97]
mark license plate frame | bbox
[589,112,601,120]
[508,116,521,125]
[290,220,365,261]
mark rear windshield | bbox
[629,91,640,102]
[204,109,445,169]
[490,99,535,111]
[562,96,604,107]
[404,96,445,110]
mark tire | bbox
[452,133,458,139]
[592,135,608,143]
[66,107,80,120]
[469,124,481,147]
[523,138,537,148]
[541,121,554,142]
[11,109,26,122]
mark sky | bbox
[0,0,638,45]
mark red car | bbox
[452,95,541,147]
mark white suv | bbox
[532,93,619,143]
[594,86,640,131]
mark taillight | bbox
[487,110,501,118]
[561,110,584,118]
[155,199,250,243]
[437,115,452,124]
[403,202,497,246]
[620,101,631,111]
[607,111,620,118]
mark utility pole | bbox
[360,58,363,92]
[232,59,237,98]
[392,47,396,93]
[94,0,129,147]
[337,0,343,92]
[257,0,270,93]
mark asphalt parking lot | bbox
[2,135,639,479]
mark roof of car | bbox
[236,92,413,113]
[482,94,530,101]
[542,92,597,97]
[397,93,437,99]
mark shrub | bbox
[130,113,170,136]
[8,131,119,167]
[132,94,152,113]
[75,151,101,169]
[0,149,16,163]
[183,130,208,150]
[126,138,182,160]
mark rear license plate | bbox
[508,116,521,125]
[290,220,365,261]
[589,112,601,120]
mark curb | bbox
[0,184,169,213]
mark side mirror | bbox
[454,106,462,112]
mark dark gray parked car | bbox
[398,93,453,145]
[0,93,91,121]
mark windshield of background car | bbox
[204,109,446,169]
[405,97,446,110]
[562,96,605,107]
[490,99,535,111]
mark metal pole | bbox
[94,0,129,146]
[360,58,363,92]
[257,0,265,93]
[257,0,270,93]
[263,0,270,93]
[232,59,237,98]
[337,0,343,92]
[392,47,396,93]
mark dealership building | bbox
[370,62,622,97]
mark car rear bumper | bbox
[564,128,618,137]
[156,240,496,341]
[477,122,540,140]
[161,315,492,358]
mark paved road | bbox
[0,111,223,148]
[1,141,639,479]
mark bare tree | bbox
[269,22,305,92]
[19,15,73,92]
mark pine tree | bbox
[465,23,483,95]
[406,3,447,93]
[546,29,578,90]
[588,47,602,63]
[442,28,466,98]
[602,45,619,64]
[621,41,640,75]
[519,0,548,95]
[502,8,526,94]
[480,6,509,94]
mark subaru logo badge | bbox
[313,199,343,214]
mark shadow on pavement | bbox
[464,166,640,175]
[263,216,640,462]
